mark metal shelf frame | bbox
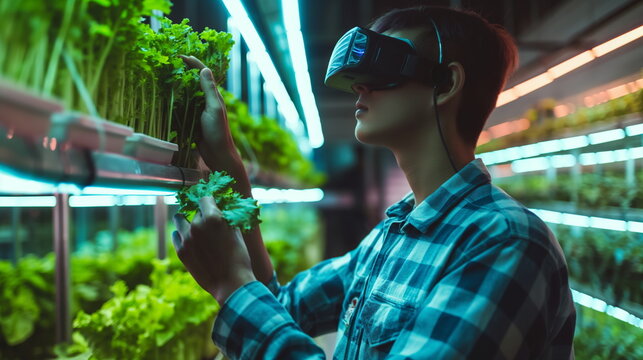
[0,125,207,344]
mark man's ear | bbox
[436,61,465,106]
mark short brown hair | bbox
[369,6,518,146]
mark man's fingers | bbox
[180,55,222,112]
[199,196,223,218]
[179,55,206,70]
[199,67,223,112]
[173,213,191,239]
[171,230,184,252]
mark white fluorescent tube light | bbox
[559,136,588,150]
[79,186,175,196]
[529,208,643,234]
[587,129,625,145]
[282,0,324,148]
[561,213,590,227]
[550,154,575,168]
[221,1,309,146]
[497,25,643,108]
[251,187,324,204]
[69,195,162,207]
[0,171,58,194]
[0,196,57,207]
[590,217,627,232]
[625,123,643,136]
[571,289,642,329]
[69,195,117,207]
[628,221,643,233]
[479,127,641,166]
[511,157,549,173]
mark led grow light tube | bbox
[0,196,57,207]
[162,187,324,205]
[252,187,324,204]
[68,195,160,207]
[479,123,642,166]
[222,1,316,148]
[282,0,324,148]
[571,289,642,329]
[497,25,643,107]
[507,146,643,173]
[528,208,643,234]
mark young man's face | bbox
[353,28,436,146]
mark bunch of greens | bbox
[0,254,56,359]
[69,259,219,360]
[0,0,172,104]
[495,170,643,210]
[222,89,326,187]
[0,228,179,359]
[574,305,643,359]
[176,171,261,232]
[0,0,235,169]
[127,17,234,167]
[553,225,642,305]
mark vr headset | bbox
[324,26,449,93]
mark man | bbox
[174,6,576,359]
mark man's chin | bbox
[354,125,388,145]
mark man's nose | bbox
[351,83,372,94]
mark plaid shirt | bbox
[212,158,576,359]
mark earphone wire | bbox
[428,17,458,174]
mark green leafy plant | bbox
[176,171,261,232]
[70,259,219,360]
[574,305,643,359]
[495,171,643,210]
[552,225,642,305]
[0,254,56,359]
[0,228,177,359]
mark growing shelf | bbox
[479,114,643,166]
[0,123,203,193]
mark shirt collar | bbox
[385,158,491,234]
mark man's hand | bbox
[180,55,251,197]
[172,196,256,304]
[179,55,275,286]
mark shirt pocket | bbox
[361,292,417,351]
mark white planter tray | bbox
[123,133,178,165]
[49,112,133,154]
[0,80,63,139]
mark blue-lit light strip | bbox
[0,172,58,194]
[0,196,57,207]
[251,187,323,204]
[221,1,313,148]
[68,195,160,207]
[281,0,324,148]
[571,289,642,329]
[70,188,324,207]
[479,123,641,165]
[1,165,325,206]
[508,146,643,173]
[528,208,643,233]
[164,188,324,205]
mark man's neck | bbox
[391,130,474,207]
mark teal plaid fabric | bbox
[212,158,576,359]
